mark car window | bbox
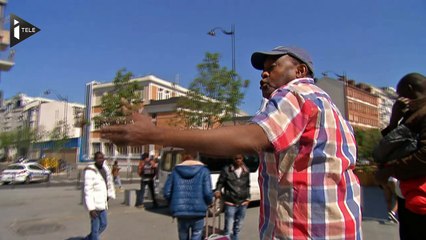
[161,152,174,171]
[6,165,25,170]
[175,153,184,165]
[245,155,260,172]
[199,154,232,173]
[199,154,259,173]
[29,165,43,170]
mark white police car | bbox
[1,163,51,184]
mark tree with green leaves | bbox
[177,52,249,129]
[354,127,382,160]
[93,69,142,128]
[0,126,39,160]
[15,126,39,157]
[0,131,15,161]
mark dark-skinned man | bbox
[375,73,426,240]
[101,46,362,239]
[215,154,250,240]
[83,151,116,240]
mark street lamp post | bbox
[207,24,236,76]
[208,24,237,124]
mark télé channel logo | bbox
[9,14,41,47]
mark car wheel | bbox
[208,198,224,217]
[25,176,31,184]
[45,174,51,182]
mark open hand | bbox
[389,97,410,126]
[89,210,98,219]
[101,112,158,146]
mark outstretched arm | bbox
[101,113,272,156]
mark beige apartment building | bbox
[82,75,191,165]
[0,93,85,161]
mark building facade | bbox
[0,93,85,160]
[83,75,190,164]
[346,82,380,129]
[317,76,381,129]
[0,0,14,73]
[370,86,397,129]
[83,74,247,170]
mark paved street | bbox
[0,176,399,240]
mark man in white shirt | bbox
[83,151,116,240]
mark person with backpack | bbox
[112,160,123,191]
[136,153,158,208]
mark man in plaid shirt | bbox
[250,46,362,239]
[101,46,362,239]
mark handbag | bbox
[373,124,418,164]
[373,124,426,213]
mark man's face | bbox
[233,154,244,168]
[259,55,299,99]
[95,153,105,166]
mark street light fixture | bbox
[207,24,236,76]
[208,24,238,125]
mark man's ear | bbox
[296,64,309,78]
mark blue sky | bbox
[1,0,425,115]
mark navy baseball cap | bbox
[251,46,314,75]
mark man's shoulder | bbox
[218,165,231,174]
[84,164,96,172]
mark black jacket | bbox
[382,97,426,180]
[215,164,250,205]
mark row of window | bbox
[348,102,377,115]
[157,88,171,100]
[92,142,146,156]
[348,114,378,127]
[347,89,377,105]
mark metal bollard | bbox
[76,170,81,190]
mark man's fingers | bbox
[133,103,144,113]
[131,112,147,122]
[122,105,133,116]
[120,97,143,115]
[101,126,127,141]
[120,97,131,108]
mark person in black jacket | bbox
[214,154,250,240]
[375,72,426,240]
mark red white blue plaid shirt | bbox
[251,78,362,240]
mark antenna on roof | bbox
[174,74,180,86]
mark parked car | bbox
[21,159,40,164]
[0,163,51,184]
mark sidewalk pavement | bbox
[0,182,399,240]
